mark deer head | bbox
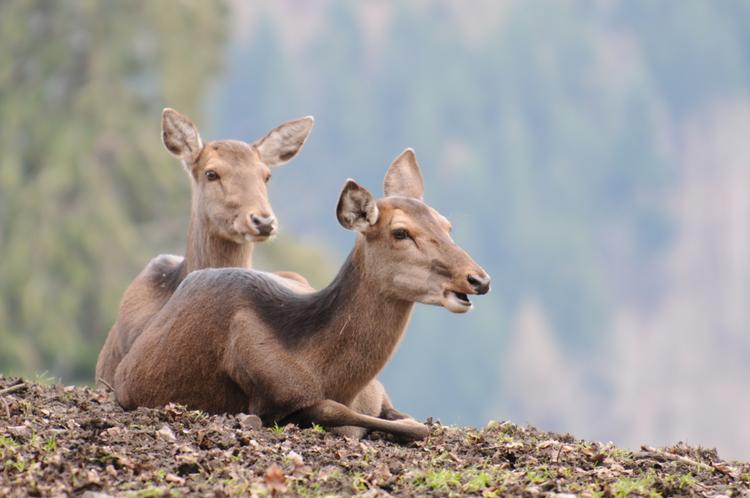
[337,149,490,313]
[161,108,313,243]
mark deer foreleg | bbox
[295,399,429,441]
[331,379,415,438]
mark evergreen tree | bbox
[0,1,227,381]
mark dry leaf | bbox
[264,463,287,496]
[373,462,392,482]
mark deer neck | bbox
[182,211,253,278]
[314,238,415,398]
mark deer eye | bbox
[205,170,220,181]
[392,228,410,240]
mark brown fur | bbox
[95,109,314,387]
[114,150,490,440]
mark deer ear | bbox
[161,108,203,164]
[383,148,424,199]
[253,116,314,166]
[337,179,379,232]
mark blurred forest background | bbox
[2,0,750,459]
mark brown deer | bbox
[114,149,490,440]
[96,108,314,388]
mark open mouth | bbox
[453,292,471,305]
[444,289,473,311]
[243,232,273,242]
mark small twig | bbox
[1,397,9,419]
[640,445,713,472]
[674,454,713,472]
[554,443,564,463]
[97,378,115,393]
[711,461,738,478]
[0,382,26,396]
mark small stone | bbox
[105,465,117,477]
[103,427,122,438]
[156,424,176,442]
[237,413,262,431]
[165,473,185,484]
[287,450,304,469]
[85,469,101,484]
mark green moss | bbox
[5,458,26,472]
[414,469,462,491]
[607,447,633,460]
[558,467,574,479]
[525,466,552,485]
[464,471,492,492]
[220,477,252,497]
[126,486,181,498]
[0,436,18,449]
[290,480,322,498]
[663,472,696,489]
[351,472,368,492]
[611,473,661,498]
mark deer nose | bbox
[467,272,491,295]
[249,213,276,236]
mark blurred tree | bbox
[0,1,227,381]
[208,1,689,424]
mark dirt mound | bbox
[0,375,748,497]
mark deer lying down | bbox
[96,108,314,388]
[114,149,490,440]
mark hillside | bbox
[0,376,748,497]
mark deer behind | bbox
[114,149,490,440]
[95,108,314,387]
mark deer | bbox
[95,108,314,388]
[113,149,490,440]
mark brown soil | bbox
[1,375,748,497]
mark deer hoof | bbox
[398,419,430,440]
